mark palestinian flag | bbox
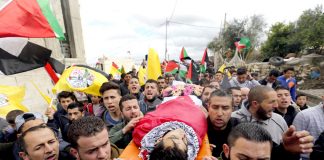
[186,60,199,84]
[200,48,209,73]
[118,65,125,74]
[165,60,178,74]
[110,62,121,78]
[0,0,65,40]
[179,47,191,61]
[234,37,251,51]
[0,38,51,75]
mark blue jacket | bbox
[277,75,297,101]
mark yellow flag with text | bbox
[147,48,162,80]
[0,85,28,117]
[53,66,108,96]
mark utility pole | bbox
[165,18,168,60]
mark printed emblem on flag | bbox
[67,69,95,88]
[0,94,9,107]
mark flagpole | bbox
[165,18,168,60]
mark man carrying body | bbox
[139,79,162,115]
[109,95,142,148]
[207,90,240,158]
[200,85,217,109]
[68,116,121,160]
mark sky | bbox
[78,0,323,65]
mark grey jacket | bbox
[229,77,260,89]
[231,102,288,145]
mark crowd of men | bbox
[0,66,323,160]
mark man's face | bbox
[67,108,84,121]
[215,73,223,82]
[161,128,188,152]
[20,128,59,160]
[102,90,121,113]
[128,78,140,94]
[231,89,242,107]
[201,87,216,106]
[296,96,307,107]
[223,137,271,160]
[121,99,141,122]
[74,129,111,160]
[59,97,74,111]
[124,74,132,84]
[157,79,167,91]
[210,81,220,89]
[208,96,233,130]
[276,89,291,109]
[267,75,277,83]
[240,88,250,101]
[144,83,159,100]
[237,74,247,83]
[284,70,294,79]
[256,91,278,120]
[168,76,175,84]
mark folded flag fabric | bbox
[200,48,209,73]
[147,48,162,80]
[52,66,108,96]
[0,0,65,40]
[0,38,51,75]
[0,85,28,117]
[179,47,191,61]
[165,60,178,74]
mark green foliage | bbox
[261,23,302,58]
[296,5,324,53]
[261,5,324,58]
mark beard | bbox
[256,107,271,120]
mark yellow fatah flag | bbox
[53,66,108,96]
[218,64,231,77]
[147,48,162,80]
[0,85,28,117]
[138,66,147,86]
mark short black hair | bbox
[274,85,289,92]
[145,79,158,88]
[283,67,294,73]
[251,72,258,77]
[150,140,188,160]
[227,87,241,94]
[119,94,137,111]
[68,117,107,148]
[296,94,307,99]
[67,102,84,112]
[99,81,121,95]
[57,91,76,102]
[215,71,223,75]
[157,76,165,80]
[228,123,272,147]
[269,69,280,77]
[209,89,232,103]
[237,67,247,75]
[199,78,210,86]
